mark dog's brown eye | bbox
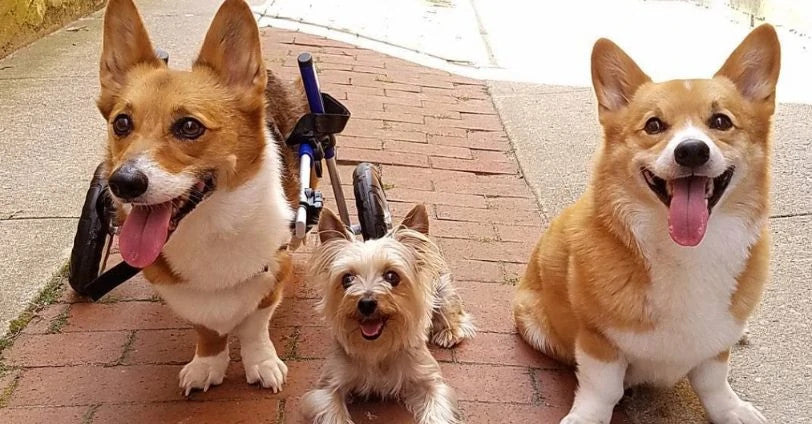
[173,117,205,140]
[341,274,355,289]
[112,114,133,137]
[709,113,733,131]
[383,271,400,287]
[644,117,666,135]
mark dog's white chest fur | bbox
[609,210,762,386]
[154,139,293,333]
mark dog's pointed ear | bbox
[398,204,430,235]
[715,24,781,103]
[591,38,651,112]
[195,0,266,94]
[318,208,351,244]
[99,0,160,115]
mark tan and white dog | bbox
[98,0,307,394]
[514,25,780,423]
[303,206,475,424]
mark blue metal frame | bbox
[297,53,335,159]
[294,52,351,235]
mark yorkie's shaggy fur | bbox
[302,204,476,424]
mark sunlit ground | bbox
[254,0,812,104]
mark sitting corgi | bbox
[98,0,307,394]
[514,25,780,424]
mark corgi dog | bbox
[514,25,779,424]
[98,0,308,394]
[303,206,475,424]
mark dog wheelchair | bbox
[68,51,392,301]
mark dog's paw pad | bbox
[178,355,228,396]
[714,402,767,424]
[245,356,288,393]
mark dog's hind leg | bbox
[513,242,577,365]
[514,281,575,365]
[429,273,476,348]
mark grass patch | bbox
[81,404,100,424]
[110,330,136,366]
[382,183,396,191]
[0,262,68,355]
[47,307,69,334]
[502,275,519,286]
[97,295,121,304]
[282,327,301,361]
[276,398,287,424]
[0,374,19,408]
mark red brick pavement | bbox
[0,29,627,423]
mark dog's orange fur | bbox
[515,25,779,422]
[515,25,778,363]
[97,0,310,395]
[99,0,308,284]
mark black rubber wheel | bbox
[69,162,114,295]
[353,163,392,240]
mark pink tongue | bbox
[360,320,384,338]
[119,203,172,268]
[668,176,709,247]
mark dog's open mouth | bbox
[118,173,215,268]
[359,317,387,341]
[641,167,734,247]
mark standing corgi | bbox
[98,0,307,394]
[514,25,780,424]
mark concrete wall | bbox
[0,0,105,59]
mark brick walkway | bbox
[0,29,625,423]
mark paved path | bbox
[2,0,808,423]
[0,26,627,424]
[254,0,812,104]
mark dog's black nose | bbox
[357,298,377,316]
[674,139,710,168]
[109,163,148,200]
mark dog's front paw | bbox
[179,352,229,396]
[244,354,288,393]
[710,401,767,424]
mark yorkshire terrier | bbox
[302,204,476,424]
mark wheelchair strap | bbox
[84,244,289,301]
[83,262,141,301]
